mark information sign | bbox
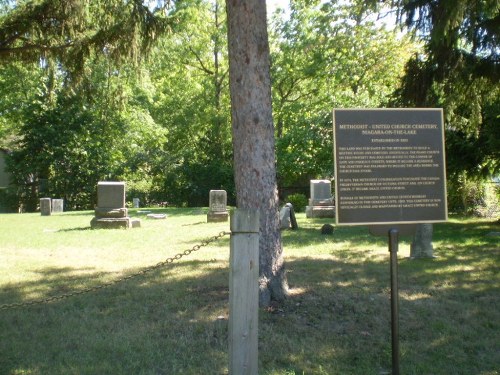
[333,109,447,225]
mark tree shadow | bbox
[0,218,498,374]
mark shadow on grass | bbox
[57,226,93,232]
[0,218,498,374]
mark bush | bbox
[285,193,308,212]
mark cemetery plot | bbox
[333,109,448,225]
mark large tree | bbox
[226,0,288,305]
[391,0,500,179]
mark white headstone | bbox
[133,198,140,208]
[207,190,229,222]
[306,180,335,218]
[52,199,64,213]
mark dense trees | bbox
[389,0,500,212]
[269,0,417,189]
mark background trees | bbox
[391,0,500,214]
[1,0,497,217]
[269,0,417,193]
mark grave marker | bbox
[207,190,229,222]
[305,180,335,218]
[91,181,140,229]
[52,199,64,213]
[40,198,51,216]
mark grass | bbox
[0,209,499,374]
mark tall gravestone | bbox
[133,198,140,208]
[40,198,51,216]
[305,180,335,218]
[52,199,64,213]
[91,182,140,229]
[207,190,229,222]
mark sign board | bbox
[333,109,447,225]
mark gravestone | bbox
[305,180,335,218]
[133,198,140,208]
[279,203,298,230]
[207,190,229,222]
[40,198,51,216]
[52,199,64,213]
[279,205,291,229]
[146,213,167,220]
[90,181,141,229]
[286,202,298,230]
[410,223,434,258]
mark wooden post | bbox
[229,209,259,375]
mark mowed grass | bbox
[0,209,499,374]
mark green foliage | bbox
[0,0,173,77]
[270,0,418,189]
[0,186,18,212]
[446,172,499,218]
[392,0,500,180]
[284,193,308,212]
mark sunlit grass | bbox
[0,210,499,374]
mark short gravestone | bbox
[133,198,140,208]
[279,205,291,229]
[40,198,51,216]
[279,203,298,230]
[90,181,141,229]
[305,180,335,218]
[410,223,434,258]
[207,190,229,222]
[52,199,64,213]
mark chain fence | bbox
[0,230,230,311]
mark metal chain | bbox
[0,231,230,311]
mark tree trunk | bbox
[226,0,288,307]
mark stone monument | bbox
[52,199,64,213]
[279,203,298,230]
[133,198,140,208]
[410,223,434,258]
[279,205,291,229]
[91,181,140,229]
[40,198,51,216]
[207,190,229,222]
[305,180,335,218]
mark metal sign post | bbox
[389,229,400,375]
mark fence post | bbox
[229,209,260,375]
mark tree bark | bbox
[226,0,288,306]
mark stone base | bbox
[94,207,128,218]
[91,217,141,229]
[306,206,335,218]
[207,211,229,222]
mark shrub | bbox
[285,193,308,212]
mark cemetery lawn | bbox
[0,209,499,375]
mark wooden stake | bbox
[229,209,259,375]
